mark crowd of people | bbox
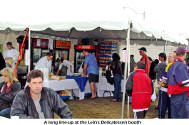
[0,41,189,119]
[125,46,189,119]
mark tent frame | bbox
[121,21,132,118]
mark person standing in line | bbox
[130,55,136,73]
[0,67,21,118]
[11,70,73,119]
[158,51,176,118]
[167,47,189,118]
[154,53,167,83]
[154,53,167,103]
[149,59,159,81]
[138,47,150,75]
[82,50,99,99]
[3,42,19,69]
[110,53,123,102]
[126,61,153,119]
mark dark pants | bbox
[158,90,171,118]
[0,107,11,118]
[134,110,147,119]
[170,92,189,118]
[113,74,122,101]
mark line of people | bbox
[126,46,189,119]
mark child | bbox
[126,61,153,119]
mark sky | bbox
[0,0,189,39]
[122,0,189,38]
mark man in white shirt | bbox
[56,56,73,76]
[35,51,54,72]
[3,42,19,69]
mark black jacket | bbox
[0,81,21,104]
[11,87,73,119]
[0,81,21,110]
[110,60,122,76]
[0,52,5,71]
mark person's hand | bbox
[81,72,86,76]
[157,84,161,89]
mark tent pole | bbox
[121,21,131,119]
[164,40,167,53]
[28,28,31,73]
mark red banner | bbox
[75,45,95,50]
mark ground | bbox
[57,97,158,119]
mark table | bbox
[66,76,88,92]
[43,77,125,100]
[43,79,85,100]
[43,79,79,91]
[97,77,125,97]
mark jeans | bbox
[0,107,11,118]
[158,90,171,118]
[113,74,122,101]
[170,93,189,118]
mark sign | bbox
[75,45,95,50]
[56,41,71,49]
[33,38,49,48]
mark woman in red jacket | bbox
[126,61,153,119]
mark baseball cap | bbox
[138,47,147,52]
[176,46,186,55]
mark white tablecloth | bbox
[42,77,125,100]
[97,77,125,97]
[43,79,85,100]
[43,79,78,91]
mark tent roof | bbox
[0,0,188,45]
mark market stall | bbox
[0,0,188,119]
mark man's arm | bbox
[154,63,166,73]
[154,63,160,73]
[56,64,62,75]
[11,92,34,119]
[82,65,87,76]
[51,91,73,118]
[70,65,72,73]
[56,69,60,76]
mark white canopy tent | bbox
[0,0,188,118]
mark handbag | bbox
[105,69,114,85]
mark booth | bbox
[0,0,188,118]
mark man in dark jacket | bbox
[11,70,73,119]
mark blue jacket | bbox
[167,58,189,95]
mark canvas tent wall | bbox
[0,28,184,63]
